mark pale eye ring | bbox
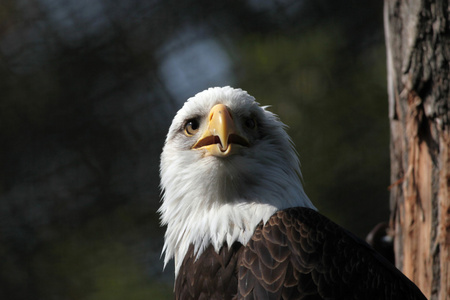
[184,118,200,136]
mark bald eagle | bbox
[159,87,426,299]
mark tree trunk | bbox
[384,0,450,299]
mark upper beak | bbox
[192,104,249,157]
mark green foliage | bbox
[0,69,59,138]
[1,1,388,298]
[31,208,171,300]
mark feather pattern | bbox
[238,208,426,299]
[174,208,426,299]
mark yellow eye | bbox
[184,119,200,136]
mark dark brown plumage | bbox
[366,222,395,265]
[175,208,426,300]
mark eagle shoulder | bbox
[238,207,426,300]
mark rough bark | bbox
[384,0,450,299]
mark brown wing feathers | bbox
[175,242,243,300]
[239,209,322,299]
[175,207,426,299]
[238,207,426,299]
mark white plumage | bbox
[158,86,315,275]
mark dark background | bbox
[0,1,388,299]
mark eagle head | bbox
[159,86,315,275]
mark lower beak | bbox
[192,104,248,157]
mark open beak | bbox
[192,104,249,157]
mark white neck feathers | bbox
[159,145,314,276]
[158,87,316,276]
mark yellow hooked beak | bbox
[192,104,249,157]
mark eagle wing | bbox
[238,207,426,300]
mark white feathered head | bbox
[159,87,314,275]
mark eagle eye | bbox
[244,117,257,130]
[184,118,200,136]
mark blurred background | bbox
[0,0,388,299]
